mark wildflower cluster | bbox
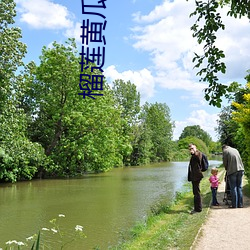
[1,214,86,249]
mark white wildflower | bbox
[6,240,17,245]
[26,236,34,241]
[51,228,58,233]
[75,225,83,231]
[17,241,25,246]
[58,214,65,217]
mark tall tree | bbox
[112,79,140,165]
[140,102,174,162]
[129,122,153,166]
[179,125,212,146]
[0,0,47,182]
[0,0,27,109]
[216,72,250,150]
[112,79,140,123]
[178,136,209,156]
[190,0,250,107]
[24,39,126,175]
[230,74,250,176]
[216,106,240,147]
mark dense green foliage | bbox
[139,102,174,163]
[0,0,48,182]
[216,106,240,147]
[23,40,129,176]
[179,125,212,146]
[178,136,209,156]
[112,79,141,165]
[216,72,250,176]
[190,0,250,107]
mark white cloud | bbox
[130,0,206,96]
[173,110,219,141]
[130,0,250,94]
[64,22,82,44]
[214,7,250,81]
[16,0,73,29]
[104,65,155,102]
[132,1,176,23]
[16,0,84,43]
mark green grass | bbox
[243,177,250,197]
[111,171,225,250]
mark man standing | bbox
[188,143,204,214]
[222,144,244,208]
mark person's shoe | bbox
[190,209,201,214]
[212,203,220,206]
[228,205,236,208]
[238,205,243,208]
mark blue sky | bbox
[14,0,250,141]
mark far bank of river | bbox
[0,159,222,249]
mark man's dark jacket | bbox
[188,150,204,182]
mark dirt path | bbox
[192,174,250,250]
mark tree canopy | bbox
[0,0,48,182]
[140,102,174,162]
[178,136,209,156]
[179,125,212,146]
[216,72,250,176]
[23,39,129,175]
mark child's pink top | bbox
[209,175,219,188]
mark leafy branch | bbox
[189,0,250,107]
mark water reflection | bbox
[0,160,221,249]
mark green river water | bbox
[0,160,221,249]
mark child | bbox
[209,168,220,206]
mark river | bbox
[0,160,221,249]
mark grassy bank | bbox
[111,169,225,250]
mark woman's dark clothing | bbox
[188,150,203,212]
[192,180,202,212]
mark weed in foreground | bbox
[1,214,86,250]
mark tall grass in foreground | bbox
[1,214,86,250]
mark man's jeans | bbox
[228,170,244,208]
